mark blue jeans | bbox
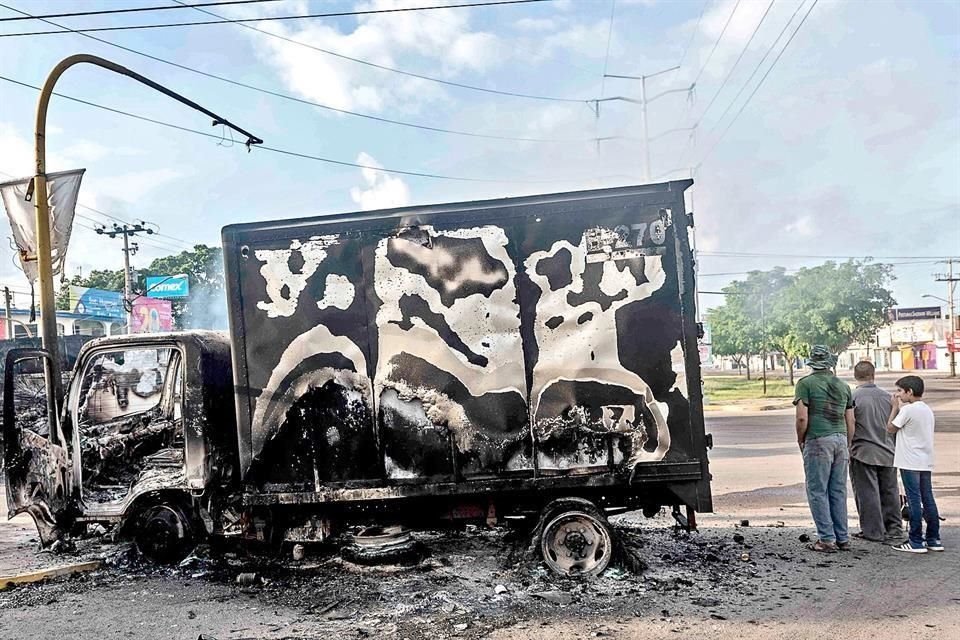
[900,469,940,547]
[803,433,849,543]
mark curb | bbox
[703,402,793,413]
[0,560,102,590]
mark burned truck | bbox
[3,181,711,576]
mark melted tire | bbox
[134,503,196,564]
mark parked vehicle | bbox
[3,181,711,576]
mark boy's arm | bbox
[845,409,855,446]
[886,396,903,434]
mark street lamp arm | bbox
[34,54,261,173]
[922,294,949,304]
[30,54,262,435]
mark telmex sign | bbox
[145,275,190,298]
[889,306,942,321]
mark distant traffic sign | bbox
[146,275,189,298]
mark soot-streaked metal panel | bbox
[224,181,702,495]
[234,232,379,489]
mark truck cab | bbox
[2,331,237,559]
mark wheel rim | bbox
[136,505,189,562]
[540,511,613,577]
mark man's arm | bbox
[844,408,855,446]
[796,401,809,450]
[886,395,902,434]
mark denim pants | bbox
[900,469,940,547]
[803,433,849,543]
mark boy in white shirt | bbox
[886,375,942,553]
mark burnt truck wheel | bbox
[134,503,196,563]
[540,509,614,577]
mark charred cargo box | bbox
[222,181,710,515]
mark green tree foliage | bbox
[145,245,225,330]
[776,261,896,353]
[55,245,226,330]
[56,269,126,310]
[707,262,895,385]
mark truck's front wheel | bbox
[134,503,197,563]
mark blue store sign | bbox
[69,286,125,319]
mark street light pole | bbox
[31,54,262,436]
[933,259,957,377]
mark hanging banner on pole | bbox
[0,169,85,283]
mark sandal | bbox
[808,540,838,553]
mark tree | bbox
[708,268,791,380]
[776,261,895,356]
[143,245,226,329]
[709,303,756,378]
[55,245,226,330]
[56,270,124,310]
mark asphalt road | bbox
[1,373,957,639]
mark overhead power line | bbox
[670,0,806,173]
[699,250,959,260]
[0,169,192,249]
[0,74,631,184]
[0,4,590,143]
[691,0,742,87]
[0,0,280,22]
[674,0,711,77]
[694,0,775,126]
[0,0,552,37]
[697,0,819,166]
[171,0,588,103]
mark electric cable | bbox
[696,0,818,166]
[0,2,592,140]
[0,0,280,22]
[674,0,711,77]
[0,0,552,37]
[691,0,742,87]
[0,169,193,249]
[0,74,632,184]
[670,0,807,172]
[171,0,589,103]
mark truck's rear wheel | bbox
[134,503,196,564]
[536,500,613,577]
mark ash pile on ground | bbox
[1,514,869,638]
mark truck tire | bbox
[133,503,197,564]
[534,498,614,578]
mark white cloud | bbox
[93,168,183,204]
[250,0,505,114]
[349,152,410,211]
[784,215,816,237]
[513,17,556,32]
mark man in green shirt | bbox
[794,345,855,552]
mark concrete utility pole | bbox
[602,65,693,181]
[97,223,153,331]
[934,258,958,378]
[30,54,262,436]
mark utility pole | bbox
[602,65,693,181]
[4,286,12,340]
[97,223,153,332]
[935,258,958,377]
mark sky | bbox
[0,0,957,316]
